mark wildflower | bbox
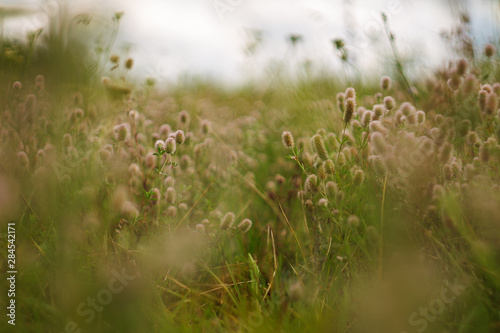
[485,92,498,115]
[165,138,177,154]
[380,76,391,90]
[13,81,22,91]
[326,181,337,197]
[17,151,29,168]
[125,58,134,69]
[323,159,335,174]
[455,58,467,76]
[478,90,487,111]
[201,120,211,134]
[337,152,346,166]
[439,142,453,164]
[484,43,496,58]
[345,87,356,99]
[110,54,120,64]
[238,219,252,233]
[383,96,395,110]
[155,140,166,151]
[63,133,73,148]
[282,131,294,149]
[114,123,130,141]
[362,111,373,127]
[220,212,235,230]
[318,198,328,207]
[466,131,481,147]
[305,174,318,192]
[443,164,454,180]
[372,104,385,121]
[317,164,327,180]
[175,130,185,145]
[344,98,355,123]
[166,187,176,203]
[337,93,345,113]
[195,224,205,233]
[312,134,328,160]
[178,110,190,125]
[352,169,365,185]
[416,110,426,124]
[400,102,413,117]
[461,74,477,95]
[166,206,177,217]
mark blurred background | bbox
[1,0,499,85]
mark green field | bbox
[1,7,500,333]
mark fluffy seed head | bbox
[400,102,413,117]
[323,159,335,174]
[318,198,328,207]
[478,90,487,111]
[220,212,235,230]
[282,131,295,149]
[439,142,454,164]
[416,110,426,124]
[312,134,328,160]
[344,98,356,123]
[362,111,373,127]
[166,187,176,203]
[317,164,327,180]
[13,81,22,90]
[114,123,130,141]
[337,93,345,113]
[165,137,177,154]
[466,131,481,147]
[238,219,253,233]
[17,151,29,168]
[305,174,318,192]
[485,92,498,115]
[175,130,185,145]
[456,59,468,76]
[345,87,356,99]
[125,58,134,69]
[484,43,496,58]
[352,169,365,186]
[337,152,346,166]
[380,76,391,90]
[462,74,477,95]
[372,104,385,121]
[326,181,337,197]
[383,96,395,110]
[179,110,190,125]
[154,140,166,151]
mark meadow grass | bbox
[1,8,500,333]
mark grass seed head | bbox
[238,219,252,233]
[282,131,295,149]
[165,137,177,154]
[380,76,391,90]
[312,134,328,160]
[220,212,235,230]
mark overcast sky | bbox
[2,0,499,85]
